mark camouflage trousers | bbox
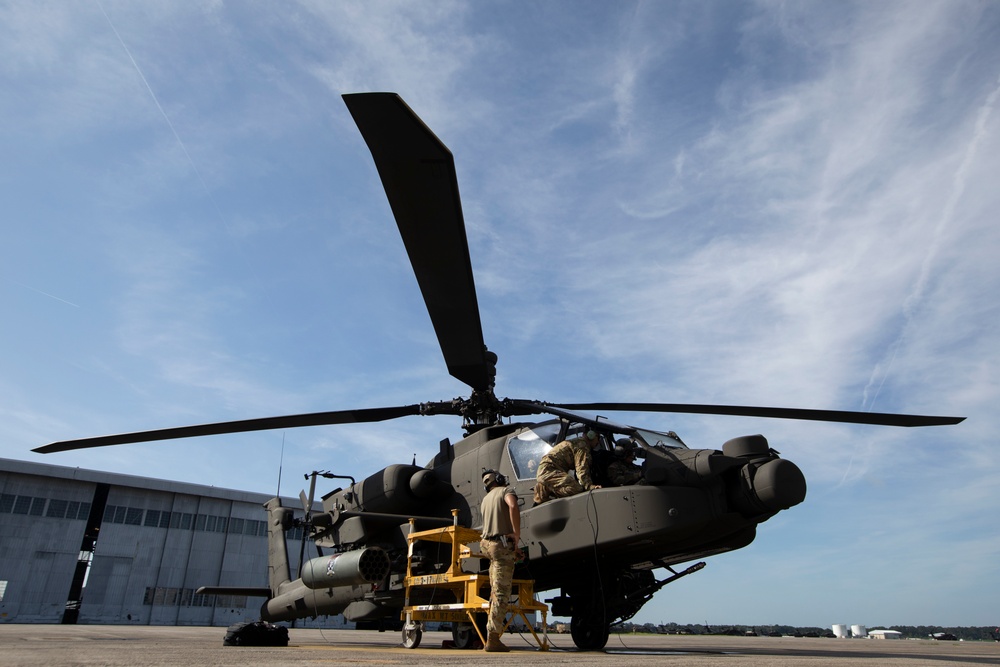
[480,538,517,635]
[532,466,585,504]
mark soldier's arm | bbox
[504,491,522,551]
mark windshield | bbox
[506,423,560,480]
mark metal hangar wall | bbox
[0,457,335,627]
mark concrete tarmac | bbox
[2,625,999,666]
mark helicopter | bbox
[34,93,964,651]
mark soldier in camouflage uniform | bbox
[532,430,603,505]
[606,438,645,486]
[479,470,522,652]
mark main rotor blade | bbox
[33,405,426,454]
[531,401,965,428]
[343,93,491,392]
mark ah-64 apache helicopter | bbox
[35,93,964,650]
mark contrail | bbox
[864,71,1000,411]
[904,71,1000,318]
[97,1,230,230]
[10,280,81,308]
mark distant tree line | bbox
[613,622,1000,642]
[883,626,1000,642]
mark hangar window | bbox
[104,505,129,523]
[191,591,215,607]
[0,580,7,602]
[13,496,32,514]
[46,499,68,518]
[246,519,267,537]
[2,495,91,521]
[29,497,45,516]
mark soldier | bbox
[532,430,603,505]
[479,469,522,652]
[607,438,645,486]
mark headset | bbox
[481,468,508,490]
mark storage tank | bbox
[851,625,868,638]
[832,624,849,638]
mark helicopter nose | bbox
[747,458,807,512]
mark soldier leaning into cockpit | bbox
[532,430,603,504]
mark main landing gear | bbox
[551,561,707,651]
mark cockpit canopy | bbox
[506,420,685,481]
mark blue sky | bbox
[2,1,998,628]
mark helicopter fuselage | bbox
[278,417,806,631]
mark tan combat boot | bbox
[484,632,510,652]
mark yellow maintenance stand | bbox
[400,511,549,650]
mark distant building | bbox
[0,457,339,627]
[868,629,903,640]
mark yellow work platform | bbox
[400,512,549,650]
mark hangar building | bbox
[0,457,338,627]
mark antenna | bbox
[276,433,286,497]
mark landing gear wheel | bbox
[402,623,422,649]
[571,612,610,650]
[452,614,486,649]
